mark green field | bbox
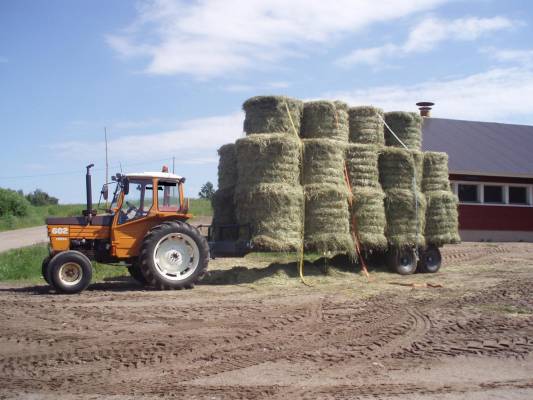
[0,199,212,232]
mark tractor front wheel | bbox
[41,255,52,285]
[127,262,147,285]
[48,251,93,294]
[139,221,209,290]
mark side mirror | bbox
[102,184,109,201]
[123,179,130,195]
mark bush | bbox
[25,189,59,206]
[0,188,30,217]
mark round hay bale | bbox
[234,183,304,252]
[351,187,387,249]
[212,188,236,240]
[422,152,450,192]
[243,96,303,135]
[217,143,237,190]
[345,143,380,189]
[379,147,423,191]
[301,100,349,141]
[303,139,346,186]
[425,190,461,246]
[304,183,353,255]
[348,106,385,145]
[384,188,427,247]
[236,134,301,187]
[384,111,422,150]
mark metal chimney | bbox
[416,101,434,117]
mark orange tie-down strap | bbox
[343,162,370,280]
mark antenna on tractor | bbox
[104,127,109,209]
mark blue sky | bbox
[1,0,533,203]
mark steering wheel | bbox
[125,201,139,215]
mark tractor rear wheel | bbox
[139,221,209,290]
[48,251,93,294]
[417,245,442,273]
[388,247,417,275]
[127,262,147,285]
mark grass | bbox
[0,244,128,283]
[0,198,213,232]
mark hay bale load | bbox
[348,106,385,145]
[384,112,422,150]
[379,147,426,247]
[346,144,380,189]
[301,101,349,141]
[234,134,304,251]
[212,144,237,240]
[422,152,460,245]
[243,96,303,135]
[302,139,353,254]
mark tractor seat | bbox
[46,215,114,226]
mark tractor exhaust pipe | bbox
[84,164,95,222]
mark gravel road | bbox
[0,226,47,253]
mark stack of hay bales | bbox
[345,106,388,249]
[422,152,461,245]
[380,112,426,248]
[301,101,353,254]
[235,96,305,252]
[212,144,237,240]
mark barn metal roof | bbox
[422,118,533,178]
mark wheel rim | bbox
[424,246,441,269]
[153,232,200,281]
[58,262,83,286]
[396,249,416,274]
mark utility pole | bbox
[104,127,109,209]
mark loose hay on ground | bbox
[301,101,349,141]
[425,190,461,246]
[345,143,381,189]
[243,96,303,135]
[348,106,385,145]
[303,139,346,186]
[379,147,423,191]
[351,187,388,249]
[236,133,301,187]
[384,111,422,150]
[235,183,304,252]
[384,188,426,247]
[423,151,451,192]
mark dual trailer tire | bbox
[387,245,442,275]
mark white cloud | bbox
[338,16,515,66]
[107,0,449,78]
[483,47,533,65]
[328,67,533,122]
[51,112,244,163]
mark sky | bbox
[1,0,533,203]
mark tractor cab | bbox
[43,165,209,294]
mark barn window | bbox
[483,185,504,203]
[458,184,479,202]
[509,186,528,204]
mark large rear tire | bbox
[139,221,209,290]
[48,251,93,294]
[388,247,417,275]
[418,245,442,273]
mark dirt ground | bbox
[0,243,532,399]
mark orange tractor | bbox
[43,165,209,294]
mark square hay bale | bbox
[303,138,346,186]
[379,147,423,191]
[425,190,461,246]
[348,106,385,145]
[304,183,354,255]
[212,188,236,240]
[217,143,237,190]
[243,96,303,135]
[384,188,427,247]
[422,152,451,192]
[301,101,349,141]
[236,134,301,187]
[351,187,388,249]
[235,183,304,252]
[384,111,422,150]
[345,143,381,189]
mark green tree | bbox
[25,189,59,206]
[0,188,30,217]
[198,182,215,200]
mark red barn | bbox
[422,109,533,242]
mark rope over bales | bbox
[384,111,423,150]
[301,100,349,141]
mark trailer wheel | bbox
[418,245,442,273]
[127,262,147,285]
[49,251,93,294]
[388,247,417,275]
[41,255,52,285]
[139,221,209,290]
